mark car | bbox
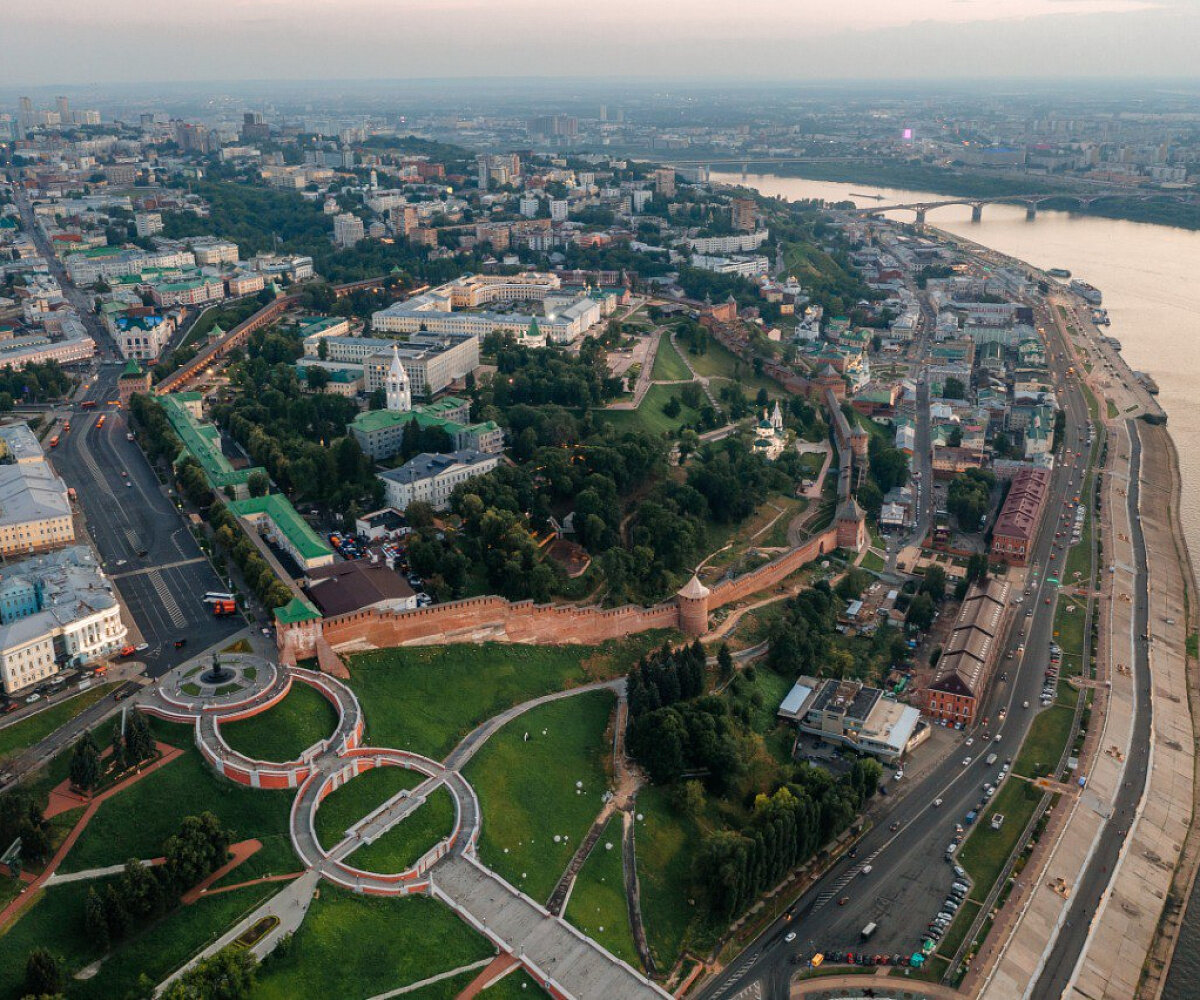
[135,643,148,652]
[173,638,187,649]
[965,737,975,747]
[994,733,1002,742]
[962,757,972,766]
[24,693,40,704]
[933,798,943,808]
[890,821,900,832]
[784,931,797,944]
[115,559,127,567]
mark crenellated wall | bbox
[280,524,843,660]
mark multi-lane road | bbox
[699,304,1099,1000]
[10,183,244,677]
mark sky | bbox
[5,0,1200,86]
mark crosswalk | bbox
[147,569,187,629]
[811,847,884,913]
[710,951,760,998]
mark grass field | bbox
[1052,595,1089,682]
[565,816,640,968]
[314,765,426,852]
[346,784,456,874]
[936,898,982,960]
[957,780,1045,905]
[0,684,117,765]
[249,888,494,1000]
[633,783,705,970]
[597,383,704,437]
[860,549,886,573]
[346,637,664,761]
[464,690,615,903]
[0,876,279,1000]
[60,720,296,875]
[1013,706,1075,780]
[220,681,338,763]
[686,338,778,396]
[650,336,692,381]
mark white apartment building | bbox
[689,254,770,278]
[549,199,569,222]
[0,546,127,694]
[685,230,770,255]
[334,213,365,248]
[134,212,163,237]
[378,450,501,512]
[519,196,540,218]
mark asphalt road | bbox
[698,303,1096,1000]
[1031,423,1151,998]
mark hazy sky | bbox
[5,0,1199,85]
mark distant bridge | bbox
[846,190,1198,224]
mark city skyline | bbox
[5,0,1200,86]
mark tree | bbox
[675,779,707,818]
[919,565,947,603]
[906,593,935,632]
[942,376,966,400]
[246,471,270,498]
[164,812,230,892]
[69,731,101,793]
[717,643,734,681]
[23,950,63,997]
[966,552,989,584]
[124,711,156,764]
[662,395,682,419]
[84,886,110,950]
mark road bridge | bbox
[849,189,1197,224]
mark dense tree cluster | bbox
[81,812,231,952]
[694,759,881,921]
[0,788,51,866]
[0,361,74,410]
[209,503,296,610]
[159,946,258,1000]
[948,468,996,531]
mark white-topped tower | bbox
[385,343,411,413]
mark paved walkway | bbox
[431,853,669,999]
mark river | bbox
[715,171,1200,994]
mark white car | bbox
[933,798,943,808]
[962,757,972,767]
[965,737,974,747]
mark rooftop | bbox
[304,559,415,618]
[227,494,333,562]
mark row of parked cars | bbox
[922,877,972,952]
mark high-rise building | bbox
[55,96,69,123]
[134,212,163,237]
[599,105,608,122]
[18,97,33,134]
[549,199,569,222]
[730,197,757,232]
[241,111,270,142]
[653,167,676,198]
[333,213,365,248]
[519,196,540,218]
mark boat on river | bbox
[1047,268,1072,279]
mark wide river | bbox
[717,171,1200,994]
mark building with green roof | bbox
[227,494,334,571]
[349,406,502,461]
[160,394,264,500]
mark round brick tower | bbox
[676,575,712,637]
[850,425,869,460]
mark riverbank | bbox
[722,160,1200,231]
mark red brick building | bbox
[924,578,1009,727]
[990,467,1051,565]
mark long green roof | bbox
[160,395,263,491]
[228,494,333,562]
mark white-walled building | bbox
[0,546,127,694]
[378,450,501,512]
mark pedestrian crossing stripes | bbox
[148,570,187,629]
[811,848,884,914]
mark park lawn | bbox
[314,765,426,852]
[249,887,495,1000]
[1052,595,1088,680]
[464,690,615,904]
[860,549,886,573]
[633,783,706,970]
[597,383,703,437]
[0,875,279,1000]
[176,296,262,352]
[346,784,456,874]
[346,636,665,761]
[957,780,1045,905]
[565,816,640,968]
[59,721,296,874]
[686,338,778,395]
[0,684,118,765]
[650,336,692,381]
[220,680,338,763]
[476,970,552,998]
[1013,706,1075,781]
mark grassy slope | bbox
[220,681,339,763]
[565,815,641,968]
[464,690,615,903]
[346,785,456,874]
[346,637,663,761]
[314,765,425,852]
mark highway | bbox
[10,184,244,677]
[1030,423,1151,998]
[697,301,1096,1000]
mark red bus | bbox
[80,400,97,409]
[212,600,238,616]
